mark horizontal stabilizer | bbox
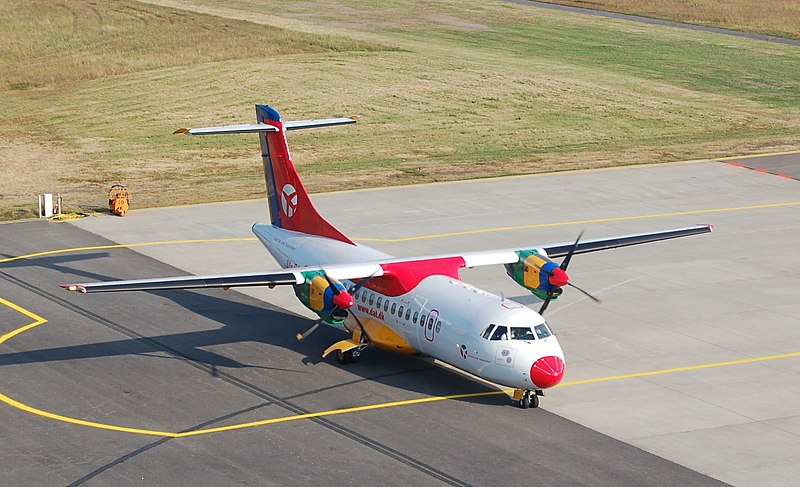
[285,118,356,130]
[174,118,355,136]
[174,124,279,135]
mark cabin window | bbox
[376,297,383,308]
[435,320,441,333]
[413,311,419,324]
[398,305,404,318]
[420,314,426,326]
[511,327,535,340]
[480,325,494,339]
[391,303,397,315]
[490,325,508,341]
[368,294,375,305]
[383,301,389,312]
[405,308,411,320]
[362,292,367,303]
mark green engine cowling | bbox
[294,270,351,324]
[504,250,564,301]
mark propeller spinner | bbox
[296,271,376,341]
[537,231,600,314]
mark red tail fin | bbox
[256,105,354,245]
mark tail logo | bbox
[281,184,298,218]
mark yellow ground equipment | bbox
[108,185,131,216]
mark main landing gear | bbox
[323,327,368,365]
[513,388,542,409]
[335,347,362,364]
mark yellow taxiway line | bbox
[1,295,799,438]
[352,201,800,242]
[2,195,799,437]
[2,202,796,257]
[0,297,48,343]
[0,238,254,265]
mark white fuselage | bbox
[253,223,565,391]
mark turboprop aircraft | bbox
[62,104,713,408]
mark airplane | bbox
[62,104,713,409]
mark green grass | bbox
[1,0,798,219]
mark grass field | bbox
[1,0,798,219]
[542,0,800,40]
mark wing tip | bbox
[60,284,87,293]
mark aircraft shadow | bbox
[1,256,510,408]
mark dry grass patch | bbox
[542,0,800,40]
[0,0,384,90]
[1,0,798,219]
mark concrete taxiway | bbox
[1,153,799,486]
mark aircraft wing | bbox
[354,224,714,269]
[460,224,714,266]
[60,263,383,294]
[61,225,711,293]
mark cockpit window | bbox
[480,325,494,339]
[511,327,535,341]
[534,323,551,339]
[490,325,508,341]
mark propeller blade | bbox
[322,272,341,296]
[296,321,321,341]
[539,288,556,314]
[350,311,371,344]
[348,270,379,295]
[567,282,601,303]
[560,230,585,271]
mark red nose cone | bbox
[548,268,570,287]
[332,291,354,309]
[530,356,565,389]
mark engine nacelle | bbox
[505,250,564,300]
[294,271,351,324]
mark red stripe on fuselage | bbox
[364,257,466,296]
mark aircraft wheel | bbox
[336,349,351,365]
[518,391,531,409]
[530,394,539,409]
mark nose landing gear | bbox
[513,388,542,409]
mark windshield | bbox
[490,325,508,341]
[534,323,553,339]
[510,327,535,340]
[482,322,554,341]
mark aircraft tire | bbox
[336,350,351,365]
[519,394,531,409]
[530,394,539,409]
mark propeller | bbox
[323,272,354,309]
[296,271,377,341]
[538,231,601,314]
